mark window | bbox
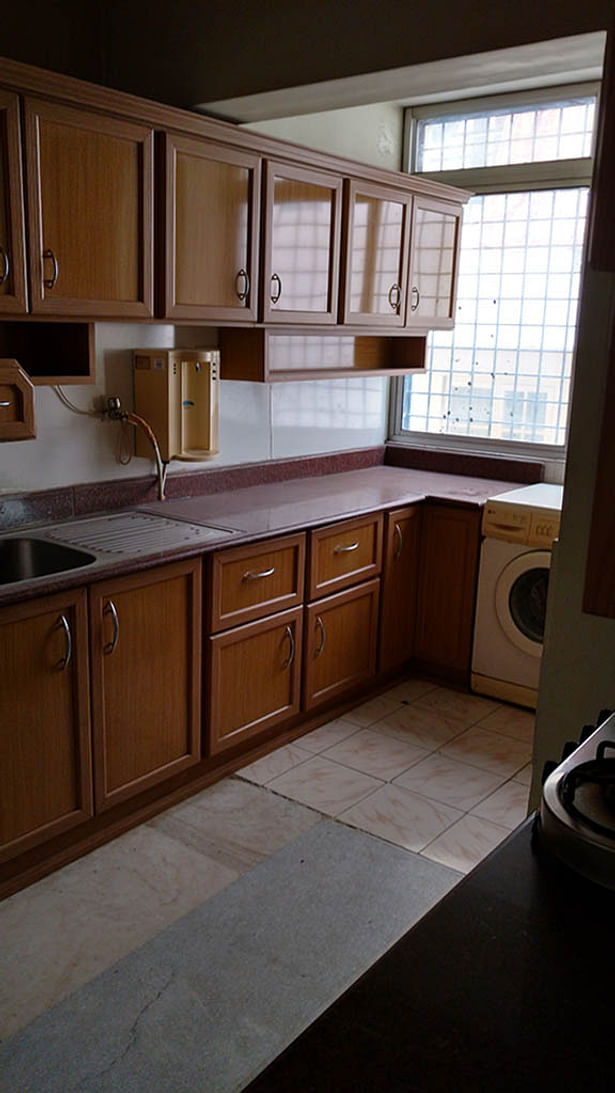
[391,86,598,458]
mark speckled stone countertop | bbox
[0,466,523,608]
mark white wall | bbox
[244,103,404,171]
[531,266,615,802]
[0,324,388,494]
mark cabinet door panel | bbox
[379,506,421,674]
[343,181,410,327]
[163,135,260,321]
[0,91,27,313]
[414,504,481,679]
[304,580,379,711]
[407,198,462,329]
[263,161,342,323]
[207,607,303,755]
[90,560,201,810]
[0,589,92,862]
[24,99,153,317]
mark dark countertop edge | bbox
[0,466,523,608]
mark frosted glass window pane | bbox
[401,188,587,446]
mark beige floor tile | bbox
[412,686,500,727]
[150,777,321,872]
[393,753,507,811]
[373,704,466,751]
[267,755,383,816]
[475,704,535,743]
[343,694,404,727]
[297,717,361,754]
[440,726,532,777]
[0,824,237,1040]
[382,678,439,704]
[421,813,510,873]
[323,729,428,781]
[514,763,533,786]
[237,742,313,785]
[471,780,531,829]
[339,784,462,852]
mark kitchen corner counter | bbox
[0,467,524,607]
[246,818,615,1093]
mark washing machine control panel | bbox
[482,503,560,545]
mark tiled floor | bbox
[237,679,533,872]
[0,678,533,1048]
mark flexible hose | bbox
[125,412,169,501]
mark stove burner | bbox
[560,740,615,839]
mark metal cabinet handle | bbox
[43,248,59,289]
[0,245,9,286]
[103,599,119,654]
[270,273,282,303]
[0,400,11,407]
[243,566,275,581]
[235,268,250,301]
[393,523,403,561]
[410,285,420,312]
[315,616,326,658]
[388,282,402,312]
[57,614,72,670]
[281,624,295,669]
[334,541,359,554]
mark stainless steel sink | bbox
[0,537,96,585]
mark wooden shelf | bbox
[0,322,95,385]
[219,327,426,382]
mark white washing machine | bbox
[471,483,563,709]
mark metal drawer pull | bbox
[388,282,402,312]
[334,541,359,554]
[410,285,420,312]
[315,616,326,657]
[103,599,119,654]
[270,272,282,303]
[281,624,295,669]
[0,400,11,407]
[43,248,59,289]
[57,614,72,670]
[0,245,9,286]
[235,268,250,301]
[243,566,275,581]
[393,523,403,561]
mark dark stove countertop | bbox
[246,818,615,1093]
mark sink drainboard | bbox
[44,512,238,555]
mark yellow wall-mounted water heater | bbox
[133,348,220,461]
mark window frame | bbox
[391,82,599,466]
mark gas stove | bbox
[539,712,615,890]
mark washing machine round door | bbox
[494,550,551,658]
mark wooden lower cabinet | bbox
[379,505,421,674]
[0,588,93,862]
[414,503,481,680]
[303,579,380,711]
[89,559,202,811]
[206,606,303,755]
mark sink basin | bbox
[0,537,96,585]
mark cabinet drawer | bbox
[209,533,305,633]
[206,606,303,755]
[308,513,382,599]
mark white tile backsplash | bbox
[1,327,388,493]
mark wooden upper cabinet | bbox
[0,588,93,863]
[406,196,462,329]
[342,180,411,327]
[0,90,27,314]
[23,98,154,317]
[262,160,342,324]
[89,559,201,811]
[161,133,260,321]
